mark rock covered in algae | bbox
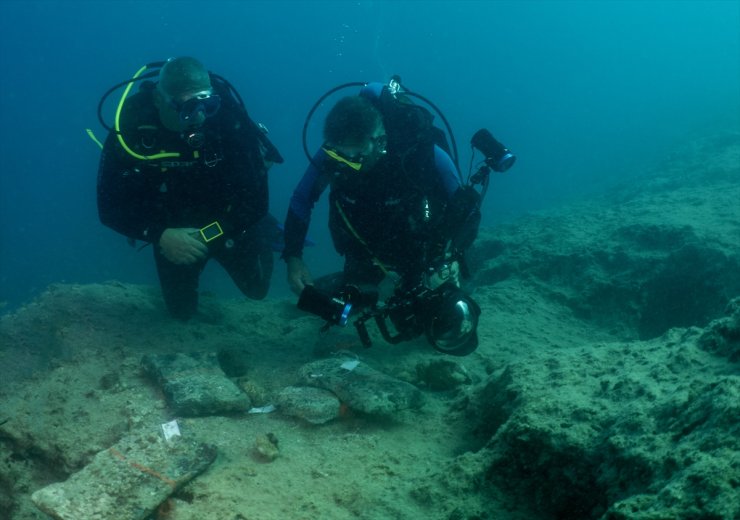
[298,358,424,416]
[276,385,341,424]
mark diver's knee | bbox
[242,285,269,300]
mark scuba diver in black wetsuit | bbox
[284,81,474,295]
[96,57,283,320]
[282,79,513,355]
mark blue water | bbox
[1,0,738,310]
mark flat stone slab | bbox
[31,428,216,520]
[298,358,424,416]
[142,352,250,416]
[276,386,341,424]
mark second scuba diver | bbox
[97,57,283,320]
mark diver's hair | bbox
[324,96,382,146]
[158,57,211,98]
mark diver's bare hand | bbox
[159,228,208,265]
[286,256,313,295]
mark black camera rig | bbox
[298,281,480,356]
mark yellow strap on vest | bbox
[114,65,180,161]
[334,200,389,275]
[85,128,104,149]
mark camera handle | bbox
[469,163,492,202]
[469,163,492,188]
[373,314,415,345]
[353,306,418,346]
[353,315,373,347]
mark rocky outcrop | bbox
[470,135,740,341]
[417,322,739,520]
[698,297,740,362]
[415,134,740,520]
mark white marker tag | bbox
[340,359,360,371]
[161,420,181,442]
[248,404,276,414]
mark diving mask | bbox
[168,90,221,124]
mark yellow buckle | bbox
[199,221,224,243]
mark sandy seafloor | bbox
[1,132,739,520]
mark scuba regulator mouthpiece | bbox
[471,128,516,172]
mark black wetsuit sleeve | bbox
[96,132,167,243]
[282,153,330,259]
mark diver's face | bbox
[334,122,388,171]
[156,86,220,131]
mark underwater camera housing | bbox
[298,282,481,356]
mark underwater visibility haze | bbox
[0,0,738,308]
[0,2,740,519]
